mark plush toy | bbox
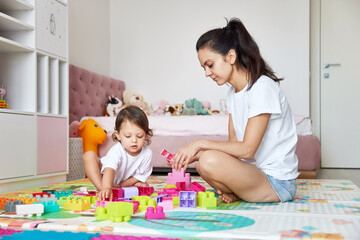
[122,90,149,115]
[201,100,212,115]
[166,103,183,116]
[0,84,8,108]
[152,100,168,116]
[104,95,123,117]
[183,98,209,115]
[69,120,81,138]
[78,118,107,155]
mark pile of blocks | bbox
[0,149,217,223]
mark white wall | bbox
[68,0,111,76]
[110,0,309,115]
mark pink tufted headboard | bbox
[69,64,126,123]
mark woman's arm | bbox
[98,167,115,200]
[173,113,270,170]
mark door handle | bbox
[324,63,341,69]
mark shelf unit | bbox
[0,0,68,193]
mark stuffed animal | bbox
[69,120,81,138]
[0,84,8,108]
[152,100,168,116]
[104,95,123,117]
[166,103,183,116]
[78,118,107,155]
[183,98,209,115]
[122,90,149,115]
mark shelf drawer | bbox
[36,0,67,58]
[0,113,35,180]
[37,116,67,175]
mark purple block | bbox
[123,187,139,199]
[179,191,196,208]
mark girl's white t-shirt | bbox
[100,142,153,184]
[226,76,299,180]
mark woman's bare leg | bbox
[196,150,280,203]
[83,151,103,191]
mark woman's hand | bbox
[172,140,202,171]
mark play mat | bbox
[0,175,360,240]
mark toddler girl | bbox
[83,106,153,200]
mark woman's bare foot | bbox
[217,190,240,203]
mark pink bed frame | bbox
[69,65,321,178]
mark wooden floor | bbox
[317,168,360,187]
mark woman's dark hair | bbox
[112,106,153,145]
[196,17,283,90]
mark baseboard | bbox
[298,170,317,179]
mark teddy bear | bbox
[69,120,81,138]
[104,95,123,117]
[152,100,168,116]
[165,103,183,116]
[182,98,210,115]
[78,118,107,155]
[122,90,149,115]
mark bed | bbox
[69,64,321,178]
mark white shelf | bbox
[0,12,34,31]
[0,0,34,11]
[0,36,33,52]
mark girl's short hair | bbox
[112,106,153,145]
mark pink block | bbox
[160,149,174,162]
[158,200,173,210]
[137,186,154,196]
[167,168,191,188]
[112,188,124,201]
[176,182,186,190]
[95,200,112,208]
[191,182,206,192]
[145,206,165,219]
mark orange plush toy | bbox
[78,118,107,155]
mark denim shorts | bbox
[266,174,297,202]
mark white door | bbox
[321,0,360,168]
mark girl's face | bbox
[114,120,146,156]
[197,47,234,86]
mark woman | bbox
[170,18,299,203]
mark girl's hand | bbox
[172,140,202,171]
[98,187,113,201]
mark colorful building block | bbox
[157,199,173,210]
[137,186,154,196]
[95,202,133,222]
[132,196,156,212]
[32,192,51,198]
[0,198,11,210]
[191,182,206,192]
[179,191,196,208]
[4,200,23,212]
[52,190,73,198]
[16,203,44,217]
[64,199,91,211]
[112,188,124,201]
[91,234,180,240]
[35,194,57,202]
[0,228,23,237]
[172,196,179,205]
[160,148,174,162]
[197,191,217,208]
[145,206,165,219]
[167,168,191,188]
[123,187,139,199]
[39,201,60,213]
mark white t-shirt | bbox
[226,76,299,180]
[100,142,153,184]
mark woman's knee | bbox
[196,150,221,174]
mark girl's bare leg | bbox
[196,150,280,203]
[83,151,103,191]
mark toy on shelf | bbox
[0,84,8,108]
